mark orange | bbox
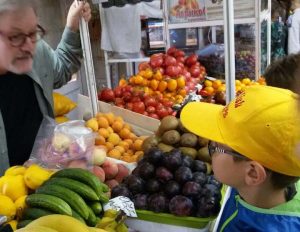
[108,149,122,159]
[158,80,168,92]
[112,120,124,133]
[150,79,159,90]
[129,77,135,84]
[153,70,163,81]
[217,85,226,92]
[142,79,149,87]
[204,86,215,96]
[133,139,143,151]
[175,95,184,104]
[126,149,134,155]
[105,142,114,152]
[176,76,186,88]
[204,80,213,87]
[129,133,137,140]
[134,151,144,160]
[121,155,135,163]
[114,145,125,154]
[98,128,109,139]
[104,112,115,125]
[119,128,131,139]
[118,141,130,151]
[212,80,222,89]
[97,116,109,129]
[167,79,178,92]
[107,133,121,146]
[95,134,106,145]
[134,75,143,85]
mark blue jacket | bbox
[217,182,300,231]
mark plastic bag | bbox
[53,92,77,117]
[29,117,96,169]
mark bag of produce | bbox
[28,117,97,169]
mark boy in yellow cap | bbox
[180,85,300,231]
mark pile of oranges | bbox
[85,112,146,163]
[125,69,187,104]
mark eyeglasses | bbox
[0,25,46,47]
[208,141,246,159]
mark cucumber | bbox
[22,207,54,220]
[26,194,72,216]
[85,206,99,227]
[36,185,89,220]
[51,168,103,196]
[88,201,102,215]
[43,177,99,201]
[72,209,86,224]
[17,220,32,229]
[99,193,109,203]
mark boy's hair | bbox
[264,54,300,93]
[232,156,300,189]
[0,0,37,16]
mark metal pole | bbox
[77,1,99,116]
[223,0,235,102]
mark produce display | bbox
[98,47,206,119]
[85,112,146,163]
[18,168,109,229]
[111,147,222,218]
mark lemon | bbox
[2,175,28,201]
[5,166,27,176]
[0,195,16,219]
[24,164,51,190]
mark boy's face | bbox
[210,142,247,188]
[0,7,37,75]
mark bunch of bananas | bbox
[96,209,128,232]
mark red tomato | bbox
[182,69,191,79]
[167,47,177,56]
[166,65,181,77]
[113,86,123,98]
[132,102,145,114]
[150,54,164,68]
[116,103,125,108]
[126,102,133,111]
[123,85,133,93]
[138,62,151,71]
[161,99,173,108]
[174,50,185,58]
[149,113,160,119]
[176,56,185,64]
[185,54,198,67]
[122,91,132,102]
[146,106,156,114]
[198,89,209,97]
[189,65,201,77]
[131,96,141,103]
[156,106,169,119]
[98,88,115,102]
[143,111,149,116]
[164,55,177,66]
[115,97,124,105]
[144,97,157,107]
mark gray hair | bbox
[0,0,37,15]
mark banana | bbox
[16,225,58,232]
[26,214,90,232]
[96,216,115,228]
[88,227,107,232]
[116,223,128,232]
[104,209,119,218]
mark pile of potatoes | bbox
[142,115,211,162]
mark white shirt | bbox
[288,8,300,54]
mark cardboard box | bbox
[77,94,160,136]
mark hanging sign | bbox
[168,0,206,23]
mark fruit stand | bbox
[0,1,271,232]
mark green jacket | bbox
[0,27,82,175]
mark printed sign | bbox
[169,0,206,23]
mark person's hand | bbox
[66,0,92,32]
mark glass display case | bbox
[162,0,271,80]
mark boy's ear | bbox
[244,161,267,186]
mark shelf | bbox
[107,57,150,64]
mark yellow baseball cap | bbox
[180,85,300,176]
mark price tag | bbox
[104,196,137,218]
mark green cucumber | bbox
[22,207,54,220]
[17,220,33,229]
[99,193,109,203]
[26,194,72,216]
[43,177,99,201]
[36,185,89,220]
[51,168,103,196]
[72,209,86,224]
[85,206,99,227]
[88,201,102,215]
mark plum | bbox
[111,184,132,198]
[206,175,223,189]
[182,181,201,197]
[193,160,207,173]
[138,162,155,180]
[131,166,140,176]
[155,167,173,183]
[182,155,194,168]
[169,148,182,157]
[201,184,222,201]
[192,172,207,186]
[163,153,182,171]
[126,175,145,194]
[146,179,161,193]
[148,193,168,213]
[145,147,164,165]
[133,194,148,210]
[164,180,181,197]
[175,166,193,184]
[197,196,221,217]
[169,195,193,216]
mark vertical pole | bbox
[223,0,235,102]
[267,0,271,67]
